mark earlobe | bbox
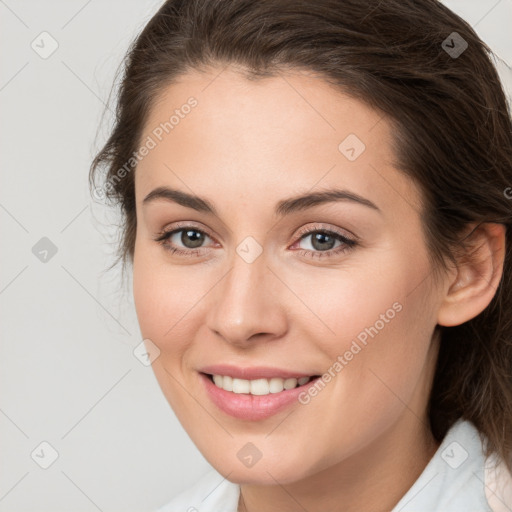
[437,222,506,327]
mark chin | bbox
[208,455,314,486]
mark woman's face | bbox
[133,66,445,484]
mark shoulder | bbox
[392,418,512,511]
[155,467,240,512]
[484,450,512,512]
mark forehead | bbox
[143,66,387,153]
[135,66,422,216]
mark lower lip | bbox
[199,372,320,421]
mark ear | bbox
[437,222,506,327]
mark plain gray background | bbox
[1,1,511,510]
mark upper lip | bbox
[199,364,318,380]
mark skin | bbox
[132,66,505,512]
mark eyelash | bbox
[154,222,358,260]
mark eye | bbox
[154,222,358,260]
[290,224,358,259]
[154,223,215,257]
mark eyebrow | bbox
[142,186,381,216]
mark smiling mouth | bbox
[203,372,321,396]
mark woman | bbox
[90,0,512,510]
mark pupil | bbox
[182,229,204,248]
[312,232,335,251]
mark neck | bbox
[237,414,440,512]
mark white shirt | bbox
[156,419,512,512]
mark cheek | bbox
[133,240,176,342]
[285,264,436,464]
[132,244,198,411]
[289,255,430,354]
[295,247,436,404]
[132,242,211,357]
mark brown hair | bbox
[90,0,512,471]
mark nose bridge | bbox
[206,240,287,344]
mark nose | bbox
[205,249,288,347]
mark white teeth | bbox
[211,374,313,395]
[232,378,250,394]
[223,375,233,391]
[283,378,298,390]
[269,377,285,393]
[250,378,269,395]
